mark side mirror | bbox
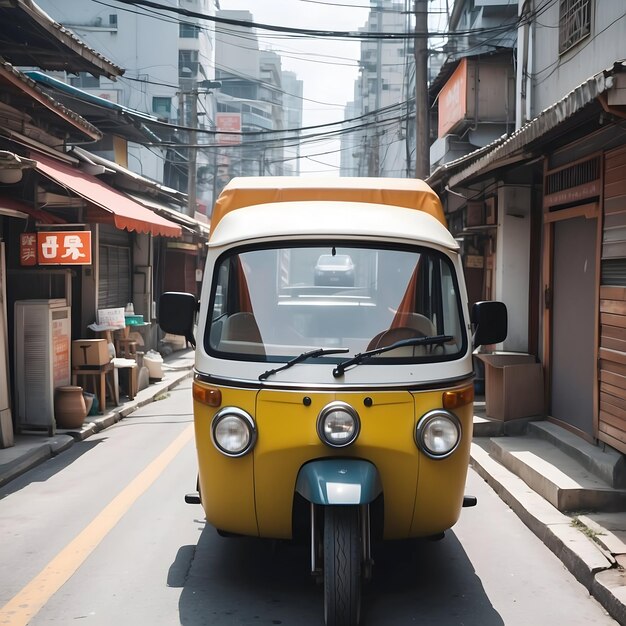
[158,292,198,349]
[471,301,507,347]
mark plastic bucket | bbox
[143,351,163,380]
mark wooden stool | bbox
[72,362,116,414]
[116,339,138,360]
[115,363,138,400]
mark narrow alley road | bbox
[0,380,618,625]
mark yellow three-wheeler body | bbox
[193,381,475,540]
[159,177,507,626]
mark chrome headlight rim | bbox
[211,406,257,457]
[316,401,360,448]
[415,409,461,459]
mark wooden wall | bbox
[599,147,626,453]
[599,286,626,453]
[164,249,198,296]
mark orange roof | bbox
[211,177,446,233]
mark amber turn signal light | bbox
[442,385,474,410]
[193,382,222,407]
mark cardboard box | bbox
[72,339,110,367]
[476,353,544,421]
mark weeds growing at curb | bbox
[571,516,605,542]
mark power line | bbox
[100,0,533,41]
[149,110,410,151]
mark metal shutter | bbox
[99,244,131,308]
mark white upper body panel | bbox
[208,201,460,252]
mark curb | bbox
[73,367,193,437]
[470,441,626,624]
[0,364,193,488]
[0,436,73,488]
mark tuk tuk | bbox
[158,177,507,626]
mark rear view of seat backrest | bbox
[219,312,265,354]
[401,313,436,337]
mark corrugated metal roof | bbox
[26,71,163,144]
[428,61,626,189]
[71,147,209,236]
[0,0,123,79]
[0,61,102,141]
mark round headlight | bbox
[317,401,360,447]
[415,410,461,459]
[211,407,256,457]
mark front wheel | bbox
[323,506,361,626]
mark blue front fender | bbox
[295,459,382,505]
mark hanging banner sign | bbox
[19,233,38,266]
[216,113,242,145]
[20,231,92,266]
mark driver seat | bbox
[367,326,422,351]
[220,312,265,354]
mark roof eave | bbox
[427,61,626,189]
[16,0,123,79]
[0,61,102,141]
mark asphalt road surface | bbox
[0,380,617,625]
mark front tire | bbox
[323,506,361,626]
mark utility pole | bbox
[187,87,198,218]
[182,80,221,218]
[368,1,383,177]
[414,0,429,180]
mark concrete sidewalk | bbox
[471,401,626,624]
[0,348,195,488]
[0,378,624,622]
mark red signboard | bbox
[35,231,92,265]
[438,58,468,137]
[216,113,242,145]
[19,233,37,266]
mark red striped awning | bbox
[34,153,182,238]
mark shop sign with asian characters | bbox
[20,231,92,266]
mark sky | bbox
[217,0,372,175]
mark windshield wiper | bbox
[332,335,452,378]
[259,347,350,380]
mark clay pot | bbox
[54,386,87,429]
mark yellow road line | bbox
[0,424,194,626]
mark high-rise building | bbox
[35,0,218,214]
[342,1,412,178]
[214,9,303,185]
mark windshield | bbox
[206,244,466,364]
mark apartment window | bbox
[179,22,200,38]
[559,0,592,54]
[152,96,171,118]
[179,50,198,77]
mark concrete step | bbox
[472,415,503,438]
[486,435,626,513]
[528,421,626,489]
[472,396,539,438]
